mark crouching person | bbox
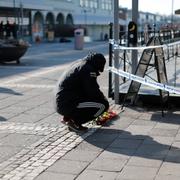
[54,52,109,132]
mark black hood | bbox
[85,53,106,72]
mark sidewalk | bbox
[0,41,180,180]
[34,107,180,180]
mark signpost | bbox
[114,0,120,104]
[131,0,138,74]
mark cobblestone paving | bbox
[0,122,100,180]
[0,122,61,136]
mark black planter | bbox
[0,40,29,64]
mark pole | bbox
[13,0,16,23]
[20,2,24,37]
[171,0,174,25]
[83,9,87,36]
[108,23,113,98]
[84,10,87,26]
[131,0,138,74]
[114,0,119,104]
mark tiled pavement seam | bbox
[0,121,101,180]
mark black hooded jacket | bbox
[55,53,107,113]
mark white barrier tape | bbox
[109,66,180,95]
[109,39,180,50]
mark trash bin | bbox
[48,31,54,42]
[74,28,84,50]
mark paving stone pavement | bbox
[0,121,100,180]
[34,107,180,180]
[0,41,180,180]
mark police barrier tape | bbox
[109,39,180,50]
[108,67,180,95]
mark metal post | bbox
[13,0,16,23]
[83,9,87,36]
[171,0,174,25]
[131,0,138,74]
[20,2,24,37]
[84,10,87,26]
[114,0,119,104]
[108,22,113,98]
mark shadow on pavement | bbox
[122,106,180,125]
[84,128,180,163]
[0,116,7,121]
[0,87,23,95]
[151,110,180,125]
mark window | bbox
[80,0,98,9]
[101,0,112,10]
[51,0,72,2]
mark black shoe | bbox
[67,120,88,132]
[61,116,71,125]
[79,124,88,131]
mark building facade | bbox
[0,0,113,42]
[119,7,180,44]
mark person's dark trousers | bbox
[70,99,109,125]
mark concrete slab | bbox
[116,165,158,180]
[62,149,100,162]
[35,171,76,180]
[76,169,118,180]
[87,157,127,171]
[46,159,89,175]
